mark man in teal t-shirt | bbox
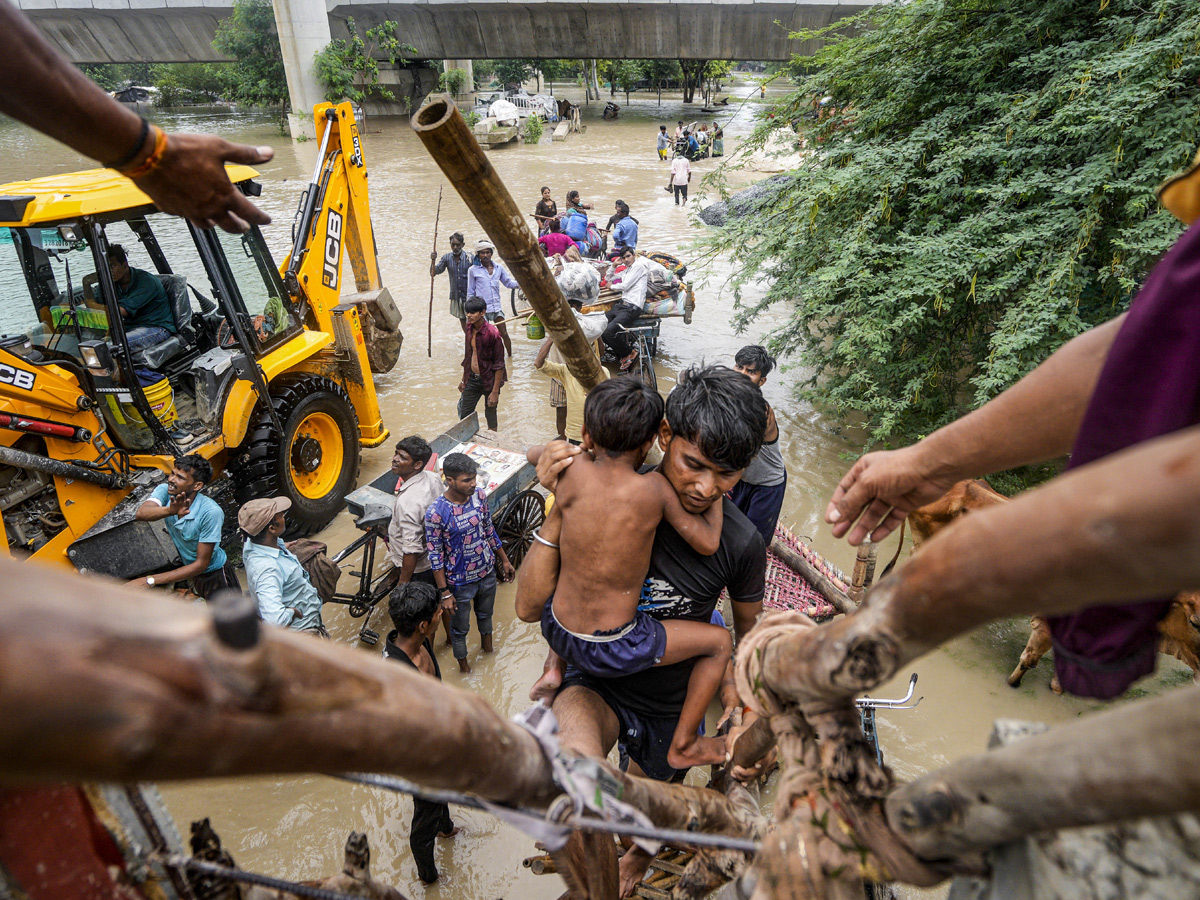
[130,454,238,600]
[107,243,176,353]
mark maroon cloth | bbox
[539,232,576,256]
[1047,220,1200,698]
[461,318,507,393]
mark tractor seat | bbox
[131,274,196,370]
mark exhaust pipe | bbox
[0,445,124,490]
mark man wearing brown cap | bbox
[240,497,328,636]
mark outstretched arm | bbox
[0,2,272,233]
[651,471,722,556]
[826,314,1125,544]
[764,424,1200,711]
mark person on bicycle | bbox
[603,248,668,371]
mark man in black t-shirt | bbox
[515,365,768,895]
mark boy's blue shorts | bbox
[541,599,667,679]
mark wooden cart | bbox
[328,412,544,643]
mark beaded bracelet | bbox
[121,126,168,179]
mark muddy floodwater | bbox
[0,76,1191,898]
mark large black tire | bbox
[232,375,361,537]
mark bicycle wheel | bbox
[638,344,658,392]
[510,288,524,318]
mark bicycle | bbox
[616,322,658,392]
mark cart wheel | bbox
[497,489,545,570]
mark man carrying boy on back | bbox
[516,365,768,893]
[382,582,461,883]
[425,452,516,673]
[528,378,738,769]
[731,345,788,544]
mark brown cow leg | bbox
[1007,615,1052,687]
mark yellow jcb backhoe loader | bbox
[0,102,402,573]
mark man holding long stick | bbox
[430,230,470,326]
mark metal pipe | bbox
[0,445,123,490]
[0,413,90,443]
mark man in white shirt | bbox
[670,152,692,206]
[389,435,445,585]
[602,248,669,370]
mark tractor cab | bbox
[0,172,297,454]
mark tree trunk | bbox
[0,559,758,852]
[680,60,707,104]
[412,97,604,391]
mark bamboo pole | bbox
[768,539,856,615]
[0,560,755,851]
[427,186,442,358]
[412,96,605,391]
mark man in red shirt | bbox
[458,296,507,431]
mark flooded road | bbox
[1,77,1191,897]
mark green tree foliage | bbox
[611,60,644,103]
[540,59,580,85]
[702,0,1200,446]
[312,18,416,108]
[491,59,538,89]
[151,64,228,105]
[212,0,288,106]
[438,67,469,97]
[79,63,153,91]
[473,59,498,89]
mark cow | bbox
[884,480,1200,693]
[879,478,1007,575]
[1009,595,1200,693]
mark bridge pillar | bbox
[271,0,331,140]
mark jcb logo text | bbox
[323,211,343,289]
[0,364,35,391]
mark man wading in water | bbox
[516,365,768,895]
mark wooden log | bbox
[412,96,604,391]
[769,539,856,615]
[886,684,1200,860]
[0,560,755,857]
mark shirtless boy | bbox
[530,378,733,769]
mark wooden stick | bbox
[427,185,442,359]
[769,538,856,615]
[0,559,755,848]
[412,97,605,391]
[847,541,877,605]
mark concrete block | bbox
[90,0,132,9]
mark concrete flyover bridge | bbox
[17,0,879,135]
